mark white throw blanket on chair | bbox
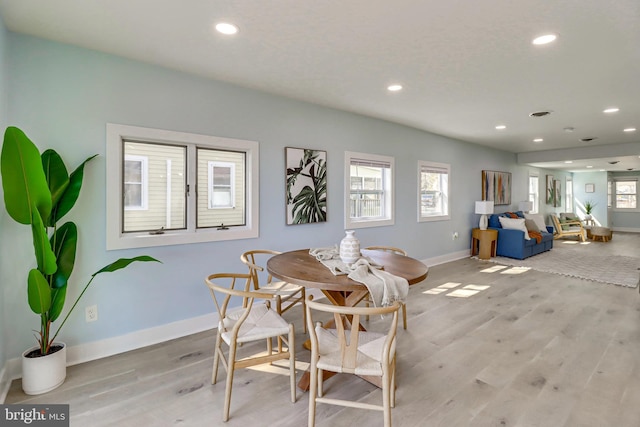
[308,247,408,307]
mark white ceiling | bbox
[1,0,639,172]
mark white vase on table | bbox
[339,230,361,264]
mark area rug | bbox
[478,232,640,288]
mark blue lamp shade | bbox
[475,201,494,230]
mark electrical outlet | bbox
[85,304,98,322]
[452,231,459,240]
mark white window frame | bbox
[208,161,235,209]
[344,151,394,229]
[417,160,450,222]
[123,155,148,211]
[613,178,638,211]
[528,173,539,214]
[106,123,259,250]
[565,176,573,213]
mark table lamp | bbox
[475,201,494,230]
[518,200,533,213]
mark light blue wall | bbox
[0,13,7,385]
[1,32,534,360]
[572,172,609,226]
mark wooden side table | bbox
[471,228,498,260]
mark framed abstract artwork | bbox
[553,179,562,207]
[481,170,511,205]
[546,175,554,205]
[585,183,595,193]
[285,147,327,225]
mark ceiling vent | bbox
[529,111,552,118]
[608,161,620,165]
[580,137,597,142]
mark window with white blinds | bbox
[615,178,638,209]
[418,161,450,222]
[345,151,394,229]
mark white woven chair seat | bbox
[220,304,290,344]
[315,327,395,376]
[259,280,303,294]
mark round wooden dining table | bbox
[267,248,428,390]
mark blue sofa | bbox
[488,211,554,260]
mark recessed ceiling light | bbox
[563,127,575,133]
[623,127,636,132]
[600,169,605,172]
[387,84,403,92]
[603,107,619,113]
[586,165,593,168]
[533,138,543,142]
[215,22,239,35]
[532,34,557,45]
[495,125,506,130]
[564,161,573,164]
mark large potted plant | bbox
[1,126,160,394]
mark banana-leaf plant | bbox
[286,149,327,224]
[1,126,160,356]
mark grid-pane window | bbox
[565,177,573,213]
[528,175,539,214]
[124,155,147,210]
[211,164,233,207]
[615,180,637,209]
[123,142,185,232]
[419,161,450,221]
[345,152,394,229]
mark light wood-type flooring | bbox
[6,248,640,426]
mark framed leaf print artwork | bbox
[546,175,554,205]
[553,179,562,207]
[481,170,511,205]
[285,147,327,225]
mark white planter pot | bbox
[585,214,592,220]
[21,342,67,395]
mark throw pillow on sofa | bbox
[524,213,547,231]
[524,218,540,232]
[498,216,531,240]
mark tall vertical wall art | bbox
[546,175,554,205]
[481,170,511,205]
[285,147,327,224]
[553,179,562,207]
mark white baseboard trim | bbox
[421,250,470,267]
[612,227,640,233]
[6,312,218,382]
